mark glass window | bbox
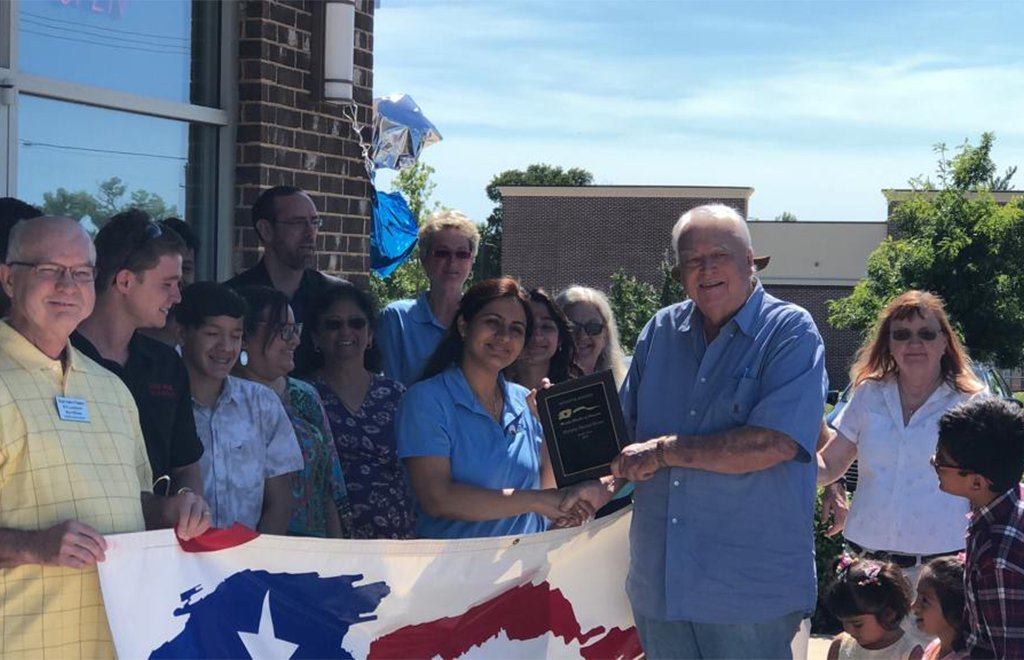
[18,0,219,106]
[17,94,218,277]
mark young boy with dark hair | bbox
[177,282,303,533]
[935,397,1024,658]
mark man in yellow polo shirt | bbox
[0,217,160,658]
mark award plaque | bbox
[536,369,629,487]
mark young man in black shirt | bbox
[73,210,209,539]
[226,186,346,374]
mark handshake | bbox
[534,437,671,528]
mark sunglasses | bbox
[569,321,605,337]
[929,454,970,475]
[890,328,940,342]
[257,321,303,342]
[431,249,473,261]
[115,222,163,275]
[322,317,368,331]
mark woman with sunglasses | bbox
[234,285,353,539]
[555,286,627,386]
[307,283,417,539]
[377,210,480,386]
[504,288,582,390]
[818,290,985,588]
[397,278,599,539]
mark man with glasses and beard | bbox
[227,186,347,375]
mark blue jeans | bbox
[634,609,805,659]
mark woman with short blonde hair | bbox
[378,209,481,385]
[555,285,627,386]
[418,209,480,258]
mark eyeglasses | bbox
[257,321,303,342]
[322,317,368,331]
[569,321,605,337]
[8,261,97,284]
[431,248,473,261]
[929,454,970,475]
[891,328,940,342]
[274,217,323,229]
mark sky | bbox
[373,0,1024,223]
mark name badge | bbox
[55,396,90,422]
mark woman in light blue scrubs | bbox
[397,278,597,539]
[377,210,479,386]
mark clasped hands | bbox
[537,435,670,529]
[535,480,615,529]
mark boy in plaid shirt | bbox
[935,397,1024,658]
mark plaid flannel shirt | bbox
[965,484,1024,658]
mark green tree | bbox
[39,176,178,229]
[774,211,798,222]
[827,132,1024,367]
[658,255,685,308]
[476,164,594,280]
[41,188,102,223]
[369,162,441,308]
[608,269,660,353]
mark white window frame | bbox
[1,0,238,279]
[1,0,14,195]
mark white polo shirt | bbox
[836,376,981,555]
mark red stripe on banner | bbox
[178,524,260,553]
[367,580,641,659]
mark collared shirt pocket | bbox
[728,376,759,423]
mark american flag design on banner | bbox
[98,508,640,659]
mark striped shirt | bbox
[965,484,1024,658]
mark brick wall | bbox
[762,284,861,390]
[234,0,374,285]
[502,192,748,294]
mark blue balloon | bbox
[370,189,419,278]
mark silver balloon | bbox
[371,93,442,171]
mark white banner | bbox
[98,508,640,659]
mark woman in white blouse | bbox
[818,290,985,583]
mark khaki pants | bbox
[790,617,811,659]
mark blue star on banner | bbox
[150,570,390,659]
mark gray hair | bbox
[6,216,96,263]
[555,285,628,386]
[670,204,751,266]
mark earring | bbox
[239,350,249,367]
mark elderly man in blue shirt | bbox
[601,204,827,658]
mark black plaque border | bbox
[536,369,628,487]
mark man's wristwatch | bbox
[655,440,668,469]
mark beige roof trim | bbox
[883,189,1024,203]
[760,276,864,287]
[497,185,755,200]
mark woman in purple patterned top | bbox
[308,284,417,539]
